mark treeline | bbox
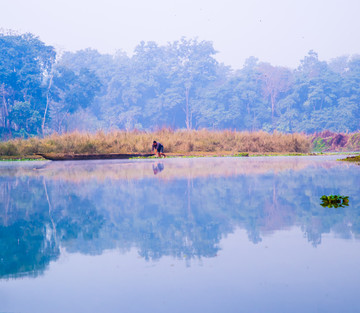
[1,31,360,139]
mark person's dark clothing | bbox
[152,142,164,153]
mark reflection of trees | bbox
[0,176,104,278]
[0,162,360,278]
[0,220,59,279]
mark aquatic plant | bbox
[320,195,349,208]
[340,155,360,163]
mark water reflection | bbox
[0,156,359,279]
[152,162,165,175]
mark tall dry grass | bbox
[0,129,311,156]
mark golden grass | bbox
[0,129,311,157]
[1,157,329,183]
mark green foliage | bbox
[311,131,360,152]
[88,46,360,133]
[52,67,102,114]
[230,152,249,157]
[340,155,360,163]
[0,32,55,138]
[9,102,42,137]
[312,137,327,152]
[1,32,360,137]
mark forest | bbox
[1,31,360,139]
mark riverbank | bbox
[0,130,311,159]
[1,130,359,161]
[2,151,359,162]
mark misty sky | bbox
[1,0,360,69]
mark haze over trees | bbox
[0,32,359,139]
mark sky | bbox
[1,0,360,69]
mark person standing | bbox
[152,141,166,158]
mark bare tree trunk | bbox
[58,110,69,133]
[184,86,192,130]
[190,108,193,130]
[271,93,275,118]
[0,83,12,138]
[42,74,53,136]
[0,83,9,128]
[252,111,256,131]
[246,94,251,115]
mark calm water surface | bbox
[0,156,360,313]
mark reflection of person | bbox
[152,163,165,175]
[152,141,166,158]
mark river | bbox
[0,156,359,313]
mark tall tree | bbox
[0,32,55,138]
[166,38,219,129]
[258,62,293,118]
[49,66,102,132]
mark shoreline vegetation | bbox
[339,155,360,163]
[0,130,359,161]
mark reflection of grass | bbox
[320,195,349,208]
[0,151,354,161]
[131,152,250,159]
[2,157,339,183]
[0,155,45,161]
